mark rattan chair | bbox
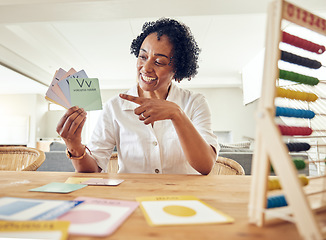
[209,156,245,175]
[0,147,45,171]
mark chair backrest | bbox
[209,156,245,175]
[0,147,45,171]
[108,152,119,173]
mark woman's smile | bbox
[141,74,158,83]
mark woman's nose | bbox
[142,59,154,72]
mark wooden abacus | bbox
[248,0,326,239]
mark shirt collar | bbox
[166,82,178,102]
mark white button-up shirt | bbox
[88,82,218,174]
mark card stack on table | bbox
[45,68,102,111]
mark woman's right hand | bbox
[56,106,87,155]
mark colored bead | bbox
[276,87,318,102]
[286,142,311,152]
[279,70,319,86]
[281,51,322,69]
[268,175,309,190]
[267,195,288,208]
[292,159,306,170]
[282,31,325,54]
[275,106,315,119]
[278,125,313,136]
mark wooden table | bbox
[0,171,309,239]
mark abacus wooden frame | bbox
[248,0,326,239]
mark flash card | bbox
[58,69,88,104]
[81,179,124,186]
[45,68,102,111]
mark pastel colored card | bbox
[69,78,102,111]
[50,68,76,105]
[29,182,87,193]
[58,196,139,237]
[58,69,88,104]
[49,68,67,87]
[45,96,68,109]
[46,68,69,109]
[51,68,77,108]
[81,178,124,186]
[0,197,83,221]
[65,177,101,184]
[45,68,102,111]
[0,220,70,240]
[137,195,234,226]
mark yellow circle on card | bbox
[163,205,197,217]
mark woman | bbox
[57,18,218,175]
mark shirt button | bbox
[153,141,158,146]
[155,169,160,173]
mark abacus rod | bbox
[316,114,326,117]
[305,160,326,164]
[308,175,326,180]
[305,189,326,196]
[307,144,326,147]
[290,136,326,139]
[263,209,295,223]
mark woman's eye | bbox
[138,55,146,60]
[155,61,164,66]
[155,60,168,66]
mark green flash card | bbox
[69,78,102,111]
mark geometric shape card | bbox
[137,195,234,226]
[58,197,139,237]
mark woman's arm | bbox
[171,110,216,175]
[56,106,101,172]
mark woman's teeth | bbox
[142,75,157,82]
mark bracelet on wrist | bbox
[66,145,90,160]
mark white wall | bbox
[0,94,48,147]
[188,87,257,142]
[43,110,65,139]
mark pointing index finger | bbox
[119,93,145,105]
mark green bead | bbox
[279,70,319,86]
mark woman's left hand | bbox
[119,93,180,125]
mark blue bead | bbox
[267,195,288,209]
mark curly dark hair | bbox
[130,18,200,82]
